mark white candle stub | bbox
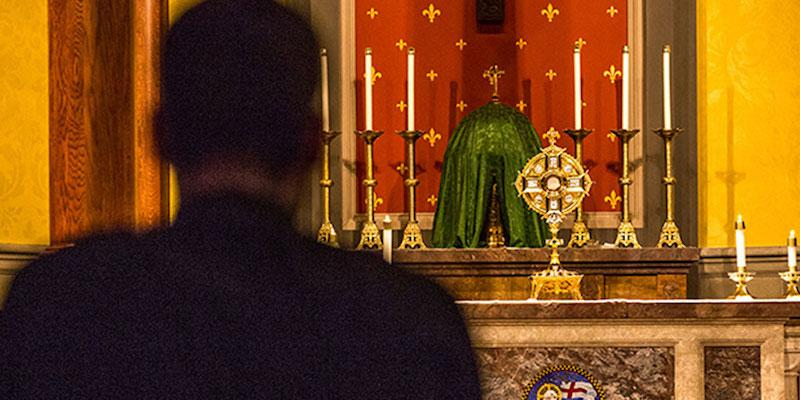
[662,45,672,130]
[365,48,373,131]
[573,44,582,130]
[320,48,330,132]
[789,230,797,273]
[407,48,415,131]
[621,45,630,130]
[382,215,392,264]
[735,214,746,272]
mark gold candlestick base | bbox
[356,220,382,250]
[398,220,425,249]
[614,221,641,248]
[317,222,339,247]
[656,220,684,248]
[780,271,800,300]
[567,221,591,248]
[396,130,427,250]
[564,128,593,249]
[727,271,755,300]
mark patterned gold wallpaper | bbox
[0,1,49,245]
[698,0,800,247]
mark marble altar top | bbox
[457,299,800,320]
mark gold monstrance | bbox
[515,129,593,300]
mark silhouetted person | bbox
[0,1,481,398]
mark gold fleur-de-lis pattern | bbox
[354,0,627,213]
[422,3,441,23]
[604,190,621,209]
[423,128,441,147]
[426,69,438,82]
[541,3,559,22]
[364,66,382,85]
[427,195,438,207]
[603,65,621,84]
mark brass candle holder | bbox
[654,128,685,248]
[780,272,800,300]
[728,271,755,300]
[355,129,384,250]
[565,128,593,248]
[317,130,342,247]
[610,128,641,248]
[397,130,427,249]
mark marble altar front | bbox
[459,300,800,400]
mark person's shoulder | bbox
[298,240,455,308]
[5,230,168,309]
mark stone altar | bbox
[396,248,699,300]
[460,300,800,400]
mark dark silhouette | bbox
[0,1,481,398]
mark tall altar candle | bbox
[662,45,672,130]
[382,215,392,263]
[573,44,582,130]
[407,48,415,131]
[789,230,797,273]
[365,48,373,130]
[320,49,330,132]
[621,45,630,130]
[735,214,746,272]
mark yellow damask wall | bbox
[698,0,800,247]
[0,1,49,245]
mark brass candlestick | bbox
[565,128,593,248]
[611,128,641,248]
[655,128,685,248]
[397,130,427,249]
[356,130,384,250]
[317,130,341,247]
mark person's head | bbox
[159,0,320,206]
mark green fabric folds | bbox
[431,102,547,248]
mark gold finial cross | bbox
[482,65,505,101]
[544,127,560,146]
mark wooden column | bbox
[49,0,167,244]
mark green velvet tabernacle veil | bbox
[431,102,547,248]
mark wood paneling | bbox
[49,0,166,244]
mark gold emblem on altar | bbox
[515,129,592,300]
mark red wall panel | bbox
[355,0,628,214]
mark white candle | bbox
[365,48,373,130]
[789,230,797,273]
[320,49,330,132]
[382,215,392,263]
[735,214,746,272]
[662,45,672,130]
[573,44,582,130]
[621,45,630,130]
[407,48,415,131]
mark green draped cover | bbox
[431,102,547,248]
